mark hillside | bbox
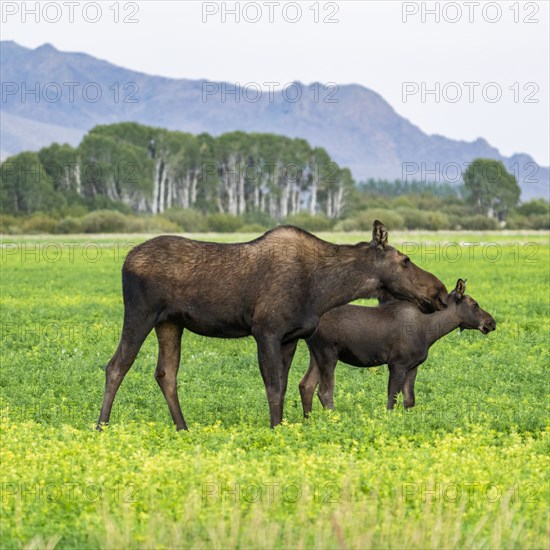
[1,41,547,199]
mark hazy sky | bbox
[2,0,549,164]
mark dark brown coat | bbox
[299,279,495,415]
[97,221,449,429]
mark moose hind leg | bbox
[280,340,298,395]
[97,314,155,429]
[155,322,187,431]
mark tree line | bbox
[2,122,547,233]
[0,122,353,220]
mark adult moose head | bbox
[97,220,448,430]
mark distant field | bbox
[1,231,549,549]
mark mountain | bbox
[1,41,547,200]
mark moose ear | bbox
[454,278,467,301]
[371,220,388,248]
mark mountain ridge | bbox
[1,41,547,199]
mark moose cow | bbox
[299,279,496,415]
[97,221,448,430]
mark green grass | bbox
[1,231,549,549]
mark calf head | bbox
[451,279,496,334]
[367,220,448,313]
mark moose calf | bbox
[299,279,495,415]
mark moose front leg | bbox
[387,364,407,410]
[255,334,285,428]
[97,314,155,430]
[403,367,419,409]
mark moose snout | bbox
[481,317,497,334]
[436,289,448,309]
[431,285,449,310]
[418,283,449,313]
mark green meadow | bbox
[1,231,548,549]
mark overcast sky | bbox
[2,0,549,165]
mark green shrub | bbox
[80,210,130,233]
[242,211,276,229]
[455,215,499,230]
[122,216,146,232]
[56,217,83,234]
[238,223,267,233]
[162,208,208,232]
[283,213,333,231]
[508,201,549,229]
[397,208,427,229]
[332,218,360,232]
[206,213,243,233]
[354,209,405,230]
[60,204,89,218]
[392,195,417,209]
[398,208,450,230]
[0,215,22,234]
[142,216,181,233]
[528,215,550,229]
[20,213,58,234]
[444,204,471,217]
[515,199,549,217]
[507,213,550,230]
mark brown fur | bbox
[299,279,496,415]
[97,222,449,430]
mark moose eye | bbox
[473,303,479,309]
[403,257,411,267]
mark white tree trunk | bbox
[182,173,190,209]
[227,156,238,216]
[280,182,289,219]
[238,162,246,215]
[253,182,260,210]
[166,175,173,210]
[190,171,198,206]
[333,183,344,218]
[159,165,167,214]
[152,160,162,214]
[289,184,295,216]
[310,177,317,215]
[326,190,333,218]
[75,160,81,195]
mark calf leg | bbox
[299,353,320,417]
[97,315,155,429]
[402,367,419,409]
[155,322,187,431]
[317,360,336,410]
[387,364,407,410]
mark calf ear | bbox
[454,278,467,301]
[371,220,388,248]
